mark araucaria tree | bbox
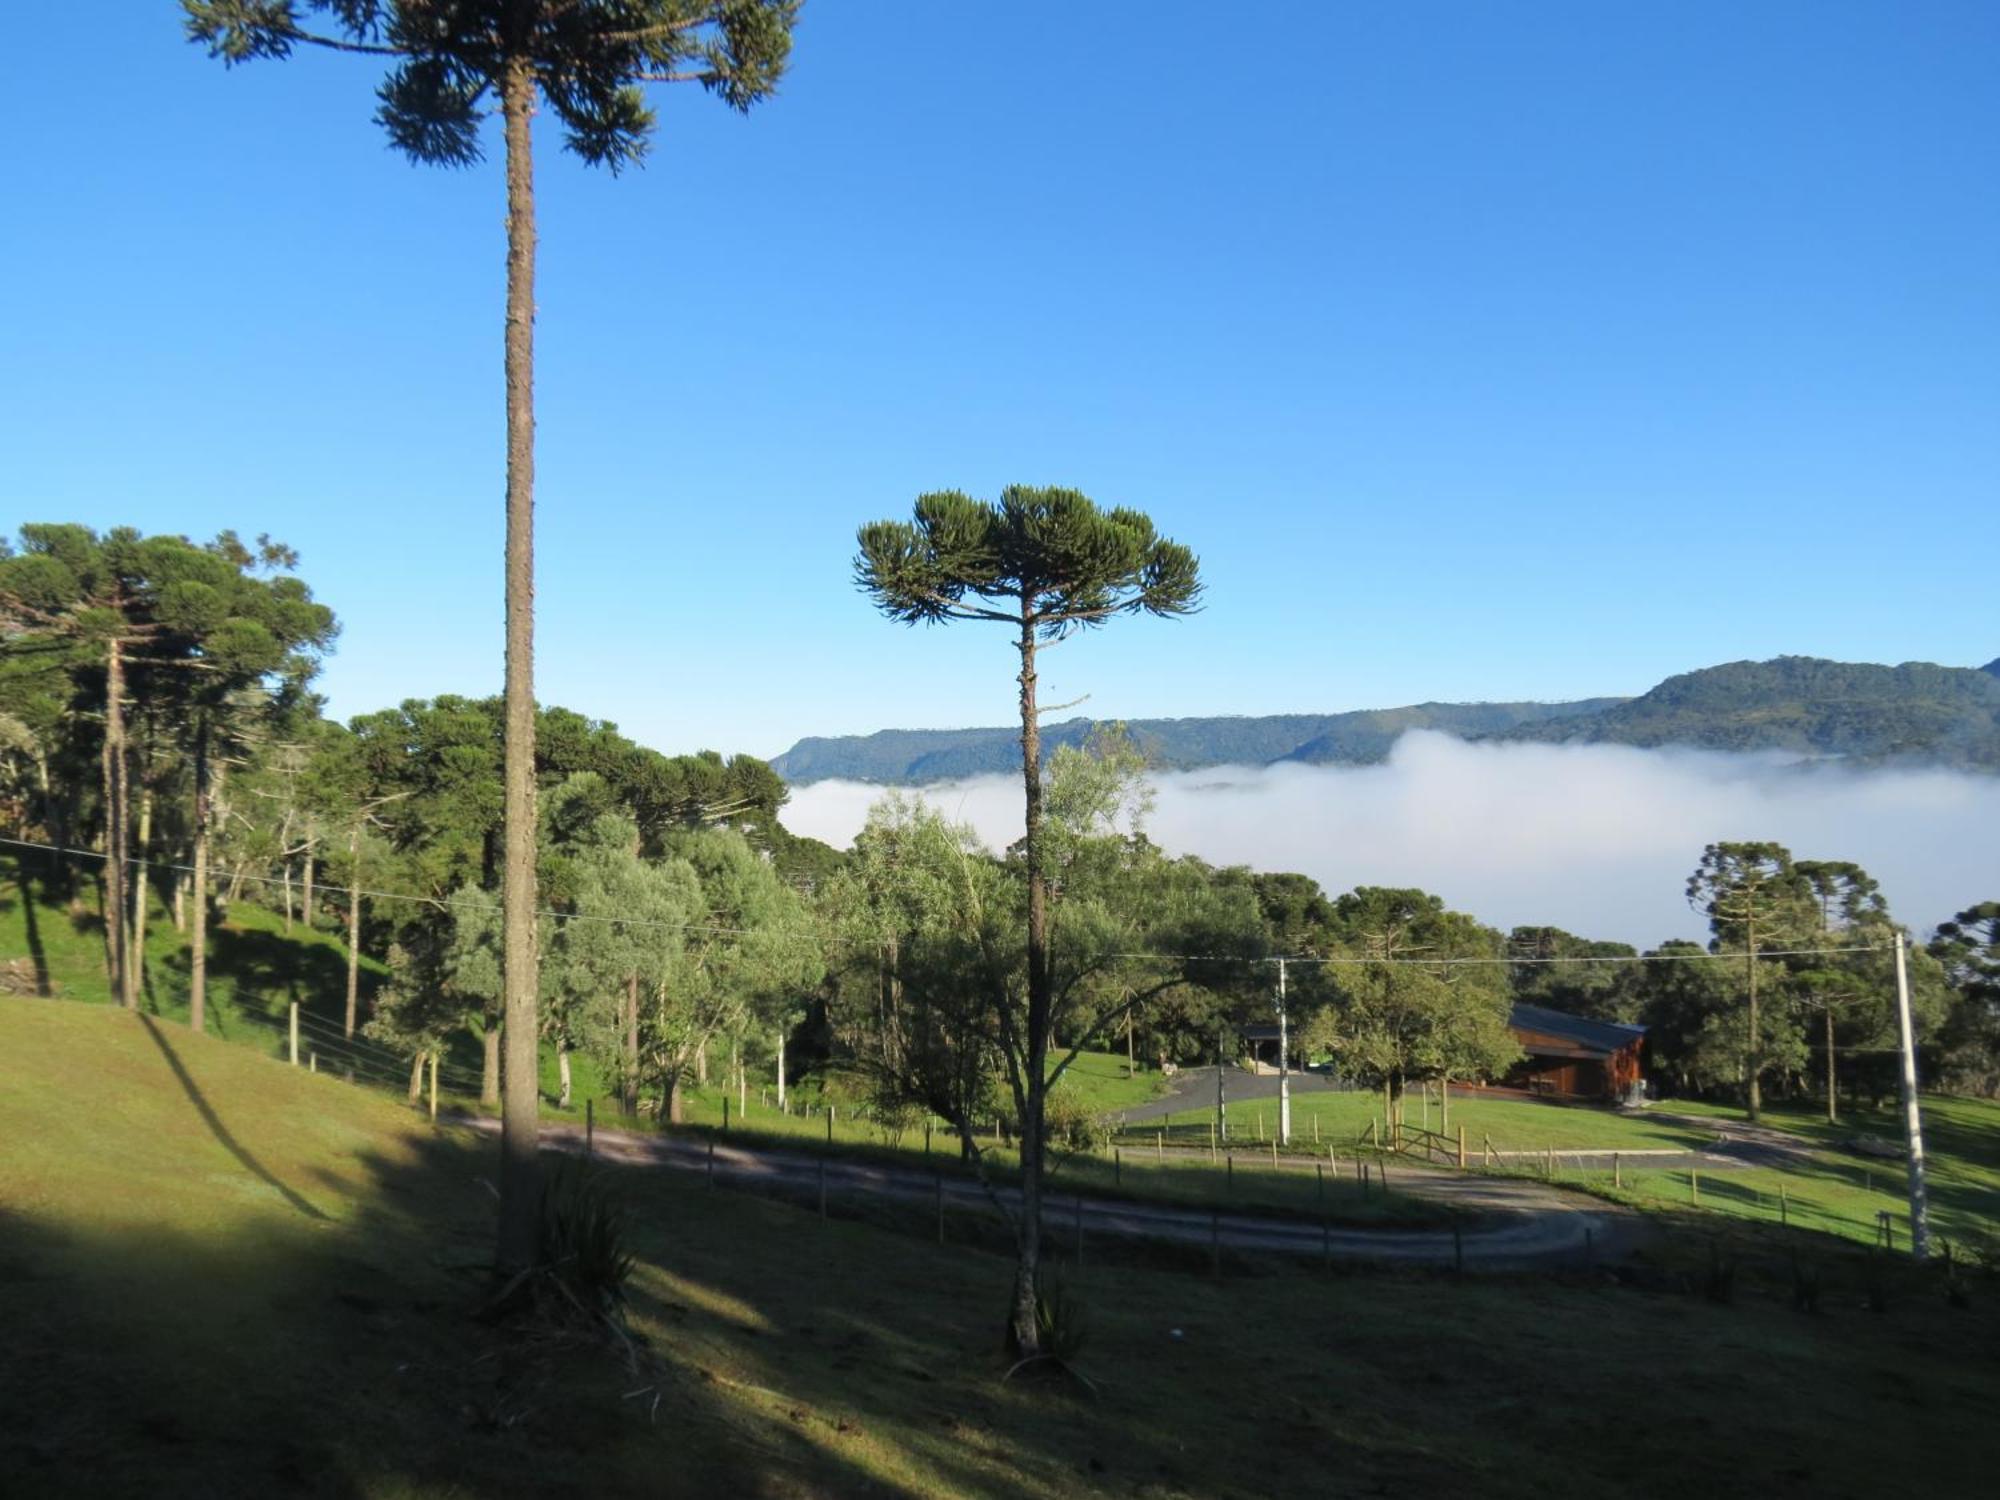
[186,0,799,1280]
[1687,841,1812,1122]
[855,486,1201,1360]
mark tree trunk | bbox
[482,1021,502,1108]
[129,781,153,1000]
[1825,1005,1838,1124]
[666,1069,685,1124]
[344,822,363,1038]
[278,808,294,933]
[1008,609,1050,1358]
[171,871,186,933]
[1745,911,1761,1123]
[190,721,211,1034]
[408,1051,426,1104]
[622,973,639,1116]
[495,51,543,1280]
[558,1045,572,1110]
[301,817,316,931]
[775,1024,787,1109]
[697,1036,708,1086]
[101,637,130,1008]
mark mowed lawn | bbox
[5,995,2000,1499]
[1581,1095,2000,1250]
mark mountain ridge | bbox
[772,655,2000,784]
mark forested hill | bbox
[1496,657,2000,767]
[771,699,1624,783]
[771,655,2000,783]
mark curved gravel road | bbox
[468,1116,1645,1272]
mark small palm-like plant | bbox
[536,1159,636,1331]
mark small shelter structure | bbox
[1504,1004,1646,1101]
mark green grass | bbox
[1543,1094,2000,1251]
[1,850,396,1068]
[6,994,2000,1499]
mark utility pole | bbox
[1276,958,1292,1146]
[1216,1028,1228,1144]
[1892,932,1932,1260]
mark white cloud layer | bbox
[777,731,2000,945]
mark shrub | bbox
[1034,1265,1089,1363]
[537,1159,635,1329]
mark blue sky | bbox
[4,2,1995,761]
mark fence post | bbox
[924,1119,931,1155]
[1158,1129,1165,1162]
[1114,1146,1122,1187]
[827,1110,834,1146]
[1484,1134,1493,1169]
[1690,1168,1699,1204]
[722,1095,730,1133]
[1209,1120,1217,1162]
[1546,1145,1554,1181]
[1458,1126,1466,1170]
[428,1051,438,1123]
[585,1097,594,1159]
[289,1002,299,1067]
[1226,1153,1234,1194]
[1780,1182,1788,1227]
[310,1052,317,1074]
[1369,1119,1379,1149]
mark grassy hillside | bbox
[6,996,2000,1498]
[1,849,390,1051]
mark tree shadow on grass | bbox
[7,863,52,996]
[137,1014,327,1222]
[0,1124,920,1499]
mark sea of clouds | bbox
[777,731,2000,946]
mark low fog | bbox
[778,731,2000,945]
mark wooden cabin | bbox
[1503,1003,1646,1102]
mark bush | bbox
[1033,1265,1089,1363]
[1044,1084,1113,1154]
[536,1159,635,1329]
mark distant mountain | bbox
[773,699,1624,783]
[1496,657,2000,768]
[772,654,2000,784]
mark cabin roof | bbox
[1508,1002,1647,1056]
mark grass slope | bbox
[1,850,393,1063]
[6,996,2000,1498]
